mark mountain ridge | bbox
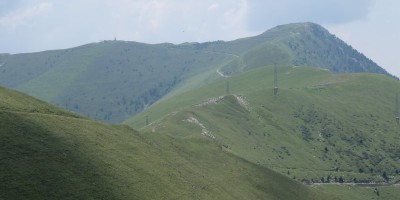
[0,22,394,123]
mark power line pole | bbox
[396,93,399,124]
[226,80,230,95]
[274,64,278,96]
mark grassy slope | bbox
[0,86,336,200]
[125,66,400,186]
[0,86,80,118]
[316,185,400,200]
[0,41,234,123]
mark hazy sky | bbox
[0,0,399,76]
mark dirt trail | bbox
[184,116,215,139]
[216,69,228,78]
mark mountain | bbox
[2,22,400,199]
[124,65,400,188]
[0,22,392,123]
[0,86,339,200]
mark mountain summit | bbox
[219,22,391,76]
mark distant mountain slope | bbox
[0,41,234,123]
[0,22,393,123]
[125,66,400,185]
[0,86,337,200]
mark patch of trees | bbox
[294,105,340,141]
[284,29,389,76]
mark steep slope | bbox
[125,66,400,185]
[218,22,391,76]
[0,86,336,200]
[0,22,392,123]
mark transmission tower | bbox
[274,64,278,96]
[396,93,399,124]
[227,80,230,95]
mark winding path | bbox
[216,69,228,78]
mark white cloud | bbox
[0,2,52,29]
[244,0,373,31]
[220,0,252,37]
[136,1,169,30]
[208,3,219,11]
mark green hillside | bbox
[0,86,339,200]
[0,22,392,123]
[125,65,400,186]
[0,41,234,123]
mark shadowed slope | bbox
[0,112,119,199]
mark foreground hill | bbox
[0,22,392,123]
[0,86,335,200]
[125,66,400,186]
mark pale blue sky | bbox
[0,0,399,76]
